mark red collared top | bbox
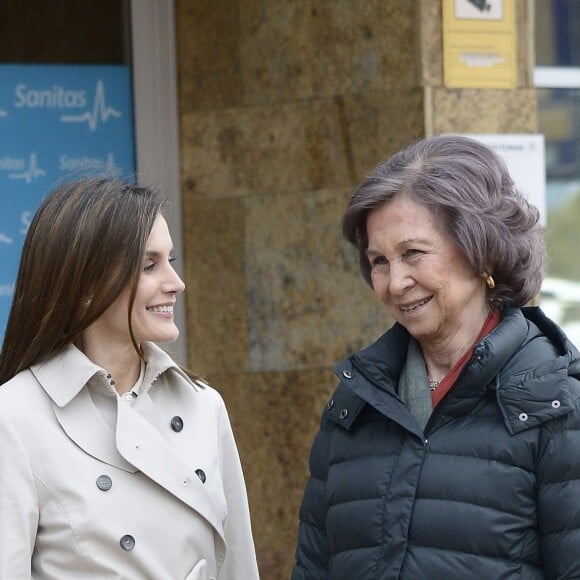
[432,309,501,408]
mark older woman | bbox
[292,135,580,579]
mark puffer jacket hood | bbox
[333,306,580,436]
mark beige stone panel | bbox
[182,196,248,375]
[429,88,538,135]
[240,0,419,105]
[311,0,419,96]
[246,187,390,372]
[239,0,314,104]
[210,367,340,580]
[418,0,443,87]
[180,102,352,198]
[340,89,425,178]
[176,0,242,112]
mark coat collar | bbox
[31,342,191,407]
[31,343,103,407]
[334,307,580,435]
[343,322,410,398]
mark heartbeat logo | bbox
[60,80,121,131]
[9,152,47,184]
[0,233,13,245]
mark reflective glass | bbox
[536,1,580,344]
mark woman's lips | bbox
[399,296,433,313]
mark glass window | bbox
[535,1,580,343]
[536,0,580,67]
[0,1,128,64]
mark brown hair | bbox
[0,177,165,384]
[342,134,545,307]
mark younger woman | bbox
[0,178,259,579]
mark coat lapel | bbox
[32,345,138,473]
[52,388,138,472]
[116,399,226,543]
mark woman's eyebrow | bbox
[144,248,174,258]
[366,237,431,255]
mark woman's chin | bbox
[401,320,438,344]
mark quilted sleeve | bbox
[536,398,580,579]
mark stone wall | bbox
[176,1,535,577]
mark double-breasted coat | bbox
[0,342,259,579]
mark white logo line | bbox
[60,80,121,131]
[9,152,47,184]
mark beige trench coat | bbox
[0,342,259,579]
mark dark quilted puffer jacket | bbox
[292,307,580,579]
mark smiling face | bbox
[86,214,185,348]
[366,196,488,350]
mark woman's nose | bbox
[165,266,186,294]
[388,262,412,295]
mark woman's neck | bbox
[420,308,491,382]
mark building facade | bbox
[2,1,563,578]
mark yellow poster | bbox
[442,0,517,89]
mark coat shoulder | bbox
[0,368,46,411]
[175,373,228,412]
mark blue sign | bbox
[0,64,135,336]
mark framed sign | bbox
[443,0,517,89]
[0,64,135,335]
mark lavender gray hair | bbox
[342,134,545,307]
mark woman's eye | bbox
[144,261,156,272]
[371,256,388,267]
[404,249,423,259]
